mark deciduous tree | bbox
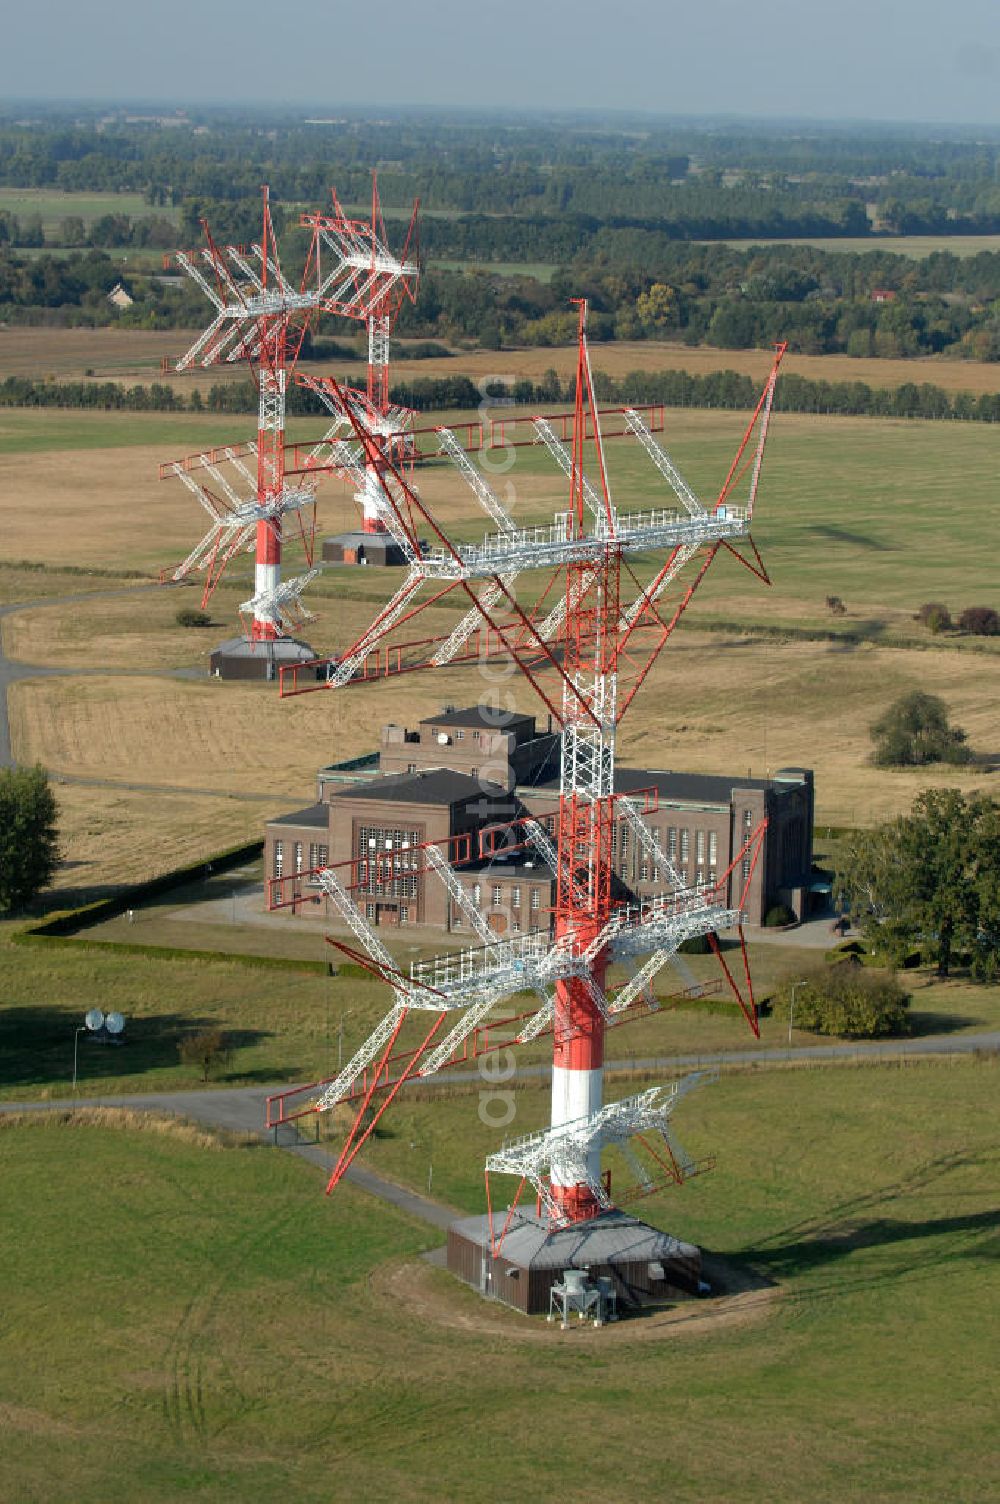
[0,764,59,914]
[837,789,1000,978]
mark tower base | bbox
[446,1209,702,1316]
[208,635,320,682]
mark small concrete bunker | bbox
[447,1209,701,1317]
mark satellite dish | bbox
[84,1008,105,1032]
[105,1012,125,1036]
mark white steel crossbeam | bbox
[486,1074,715,1225]
[327,565,424,685]
[425,846,492,944]
[315,869,407,1001]
[436,428,516,534]
[624,409,706,518]
[419,506,747,583]
[240,568,320,633]
[533,418,602,517]
[313,1002,408,1113]
[618,797,686,892]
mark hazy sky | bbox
[4,0,1000,126]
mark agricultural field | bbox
[1,402,999,858]
[713,232,1000,258]
[4,324,1000,396]
[0,1057,996,1501]
[0,187,175,236]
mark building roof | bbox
[450,1210,698,1270]
[521,765,809,808]
[210,635,316,662]
[333,767,510,808]
[267,802,329,829]
[422,705,536,732]
[459,857,553,882]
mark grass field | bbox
[0,1058,996,1501]
[0,187,177,236]
[3,887,997,1104]
[3,403,1000,836]
[3,326,1000,398]
[710,233,1000,258]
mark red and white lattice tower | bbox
[297,175,419,535]
[265,304,785,1242]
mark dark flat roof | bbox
[422,705,535,732]
[268,802,329,829]
[522,766,809,806]
[333,768,512,808]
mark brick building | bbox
[265,705,815,931]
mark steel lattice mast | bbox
[265,306,786,1237]
[297,174,419,535]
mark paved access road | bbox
[3,1030,995,1229]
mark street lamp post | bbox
[788,980,807,1045]
[72,1026,86,1090]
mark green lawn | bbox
[4,907,999,1106]
[710,233,1000,258]
[1,1057,996,1501]
[431,258,559,281]
[0,187,177,237]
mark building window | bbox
[511,885,521,909]
[611,823,618,855]
[512,918,521,933]
[640,857,650,882]
[741,854,752,884]
[455,730,464,741]
[406,763,417,774]
[708,832,718,868]
[470,767,478,778]
[357,826,420,899]
[668,827,677,862]
[492,884,503,908]
[294,842,304,876]
[744,806,754,830]
[273,840,284,879]
[399,905,409,924]
[473,883,482,906]
[680,829,690,863]
[530,888,540,912]
[307,843,329,884]
[696,831,706,867]
[365,902,377,919]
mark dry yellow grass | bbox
[2,325,997,396]
[12,668,520,799]
[49,781,266,888]
[2,586,210,669]
[0,327,200,380]
[12,633,1000,829]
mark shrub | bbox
[178,1029,232,1081]
[779,967,910,1038]
[764,903,797,927]
[958,605,999,637]
[825,595,846,616]
[176,606,212,628]
[915,601,952,634]
[678,931,714,954]
[870,691,971,767]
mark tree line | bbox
[4,367,1000,425]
